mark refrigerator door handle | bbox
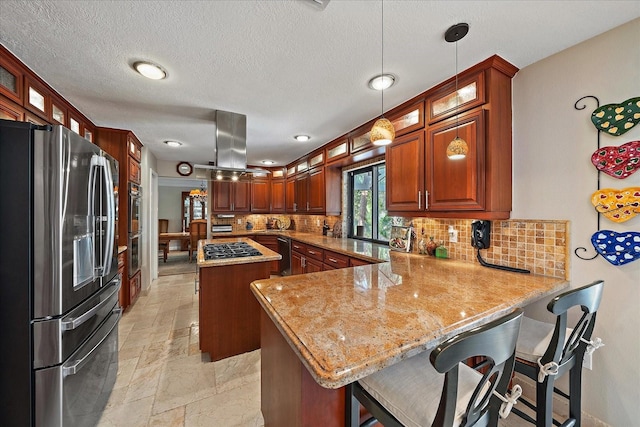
[61,278,120,331]
[101,155,116,277]
[62,307,122,377]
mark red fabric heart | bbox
[591,141,640,179]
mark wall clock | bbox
[177,161,193,176]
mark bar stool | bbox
[348,309,524,427]
[512,280,604,427]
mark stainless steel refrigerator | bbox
[0,120,122,426]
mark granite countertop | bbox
[211,230,391,263]
[196,237,281,268]
[250,251,569,389]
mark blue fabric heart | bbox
[591,230,640,266]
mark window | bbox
[348,163,397,243]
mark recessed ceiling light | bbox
[294,135,310,142]
[164,140,182,147]
[368,73,396,91]
[133,61,167,80]
[262,160,275,165]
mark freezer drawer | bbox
[34,306,121,427]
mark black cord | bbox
[476,249,530,274]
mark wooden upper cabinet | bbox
[308,151,324,169]
[0,98,23,121]
[128,156,141,184]
[386,130,425,212]
[251,179,270,213]
[128,134,142,161]
[295,173,309,212]
[285,177,296,213]
[388,101,425,137]
[387,57,516,219]
[349,121,374,155]
[68,113,81,135]
[24,77,49,120]
[271,179,286,213]
[212,180,251,213]
[51,97,66,126]
[427,108,485,211]
[307,167,325,213]
[325,137,349,164]
[286,164,296,178]
[426,71,485,124]
[0,58,23,104]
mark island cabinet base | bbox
[261,310,346,427]
[199,261,270,361]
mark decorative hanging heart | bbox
[591,230,640,266]
[591,141,640,179]
[591,97,640,136]
[591,187,640,223]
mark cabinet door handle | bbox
[328,258,337,263]
[418,191,421,210]
[308,250,317,255]
[425,191,429,210]
[293,202,297,212]
[307,202,309,211]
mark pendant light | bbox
[445,23,469,160]
[370,0,395,146]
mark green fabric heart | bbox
[591,97,640,136]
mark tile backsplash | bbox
[212,213,568,279]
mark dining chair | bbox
[348,309,524,427]
[158,219,169,262]
[189,219,208,262]
[511,280,604,427]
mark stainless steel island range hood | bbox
[194,110,269,180]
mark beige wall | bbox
[512,18,640,426]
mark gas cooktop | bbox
[203,242,262,260]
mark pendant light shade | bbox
[445,23,469,160]
[446,137,468,159]
[371,118,395,146]
[370,0,394,146]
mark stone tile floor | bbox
[100,271,533,426]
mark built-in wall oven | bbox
[129,183,142,277]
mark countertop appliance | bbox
[203,242,262,260]
[0,120,122,426]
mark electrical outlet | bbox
[316,219,320,226]
[448,226,458,243]
[304,219,308,225]
[237,218,241,225]
[583,352,593,370]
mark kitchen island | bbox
[250,250,569,426]
[197,237,281,361]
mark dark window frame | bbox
[347,163,389,245]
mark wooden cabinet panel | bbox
[285,178,296,213]
[305,258,323,273]
[388,101,425,137]
[253,235,279,275]
[233,181,251,212]
[307,167,325,213]
[129,270,141,305]
[349,257,372,267]
[128,134,142,161]
[386,130,425,211]
[427,71,485,124]
[251,179,270,213]
[0,56,23,104]
[291,251,304,275]
[0,98,23,121]
[270,179,286,213]
[128,156,141,184]
[323,250,349,269]
[295,174,309,212]
[427,108,485,211]
[213,181,232,211]
[213,181,251,213]
[325,137,349,164]
[304,244,323,262]
[291,240,306,254]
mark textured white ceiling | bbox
[1,1,639,169]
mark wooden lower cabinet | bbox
[129,270,141,305]
[117,250,128,309]
[261,310,345,427]
[199,261,270,361]
[253,235,279,275]
[349,257,372,267]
